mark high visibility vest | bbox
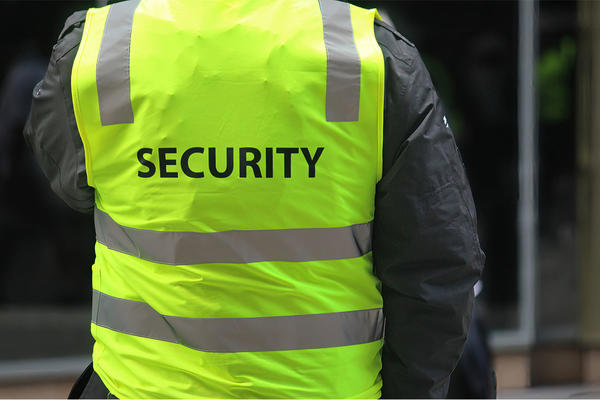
[72,0,385,397]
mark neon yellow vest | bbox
[72,0,385,398]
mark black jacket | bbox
[24,9,484,399]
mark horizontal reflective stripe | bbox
[94,207,372,265]
[96,0,139,125]
[319,0,361,122]
[92,290,384,353]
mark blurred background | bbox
[0,0,597,398]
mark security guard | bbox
[24,0,484,398]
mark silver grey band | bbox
[92,290,384,353]
[94,207,372,265]
[319,0,361,122]
[96,0,140,126]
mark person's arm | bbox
[23,10,93,213]
[373,20,485,398]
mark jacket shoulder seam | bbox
[374,19,415,48]
[58,10,87,41]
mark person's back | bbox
[25,0,485,397]
[73,0,384,397]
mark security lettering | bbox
[137,147,324,178]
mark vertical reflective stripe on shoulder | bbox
[319,0,361,122]
[96,0,140,126]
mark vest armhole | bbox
[71,8,96,188]
[369,10,386,182]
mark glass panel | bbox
[536,0,578,343]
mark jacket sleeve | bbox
[373,20,485,398]
[23,10,94,213]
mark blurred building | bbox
[0,0,599,397]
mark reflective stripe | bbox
[92,290,384,352]
[94,207,372,265]
[96,0,139,125]
[319,0,361,122]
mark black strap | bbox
[68,362,94,399]
[68,362,116,399]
